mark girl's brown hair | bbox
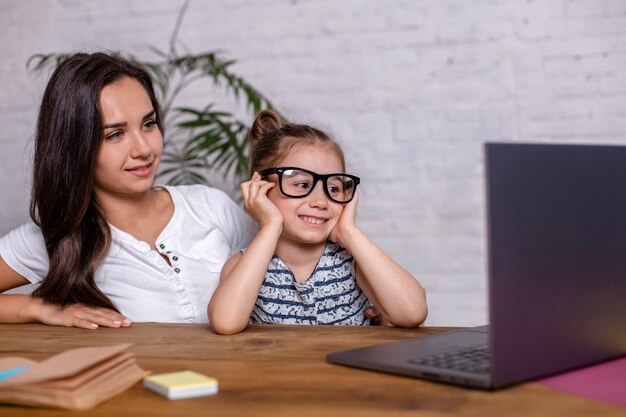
[248,110,345,175]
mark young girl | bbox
[0,52,253,329]
[208,110,427,334]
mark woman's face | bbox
[94,76,162,200]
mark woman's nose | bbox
[129,131,151,158]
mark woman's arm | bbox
[330,195,427,327]
[0,255,41,322]
[0,255,131,329]
[208,173,283,335]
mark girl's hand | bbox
[330,192,360,246]
[39,302,132,330]
[241,172,283,230]
[364,305,389,326]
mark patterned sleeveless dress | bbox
[250,241,371,325]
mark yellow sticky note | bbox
[143,371,218,400]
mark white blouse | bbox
[0,185,255,323]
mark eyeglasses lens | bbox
[326,175,355,202]
[281,169,314,197]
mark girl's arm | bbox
[0,255,131,329]
[330,194,427,327]
[208,173,282,335]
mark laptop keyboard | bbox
[409,345,490,375]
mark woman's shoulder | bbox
[163,184,229,199]
[1,221,42,243]
[0,221,48,284]
[161,184,248,233]
[162,184,236,210]
[0,222,44,259]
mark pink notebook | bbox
[538,357,626,408]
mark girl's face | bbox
[267,142,346,247]
[94,77,162,200]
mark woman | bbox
[0,52,254,329]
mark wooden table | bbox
[0,323,622,416]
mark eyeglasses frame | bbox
[259,166,360,204]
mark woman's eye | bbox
[105,131,123,141]
[294,182,312,190]
[143,120,157,130]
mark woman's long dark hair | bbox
[30,52,163,310]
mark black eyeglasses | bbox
[260,167,360,204]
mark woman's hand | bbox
[38,302,132,330]
[330,192,360,247]
[241,172,283,230]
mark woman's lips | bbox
[126,162,153,177]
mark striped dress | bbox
[250,241,371,325]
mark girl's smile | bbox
[298,215,329,227]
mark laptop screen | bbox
[486,143,626,387]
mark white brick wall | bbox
[1,0,626,325]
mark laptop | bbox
[327,142,626,389]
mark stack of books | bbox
[0,343,147,411]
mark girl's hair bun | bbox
[247,109,345,176]
[248,109,283,146]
